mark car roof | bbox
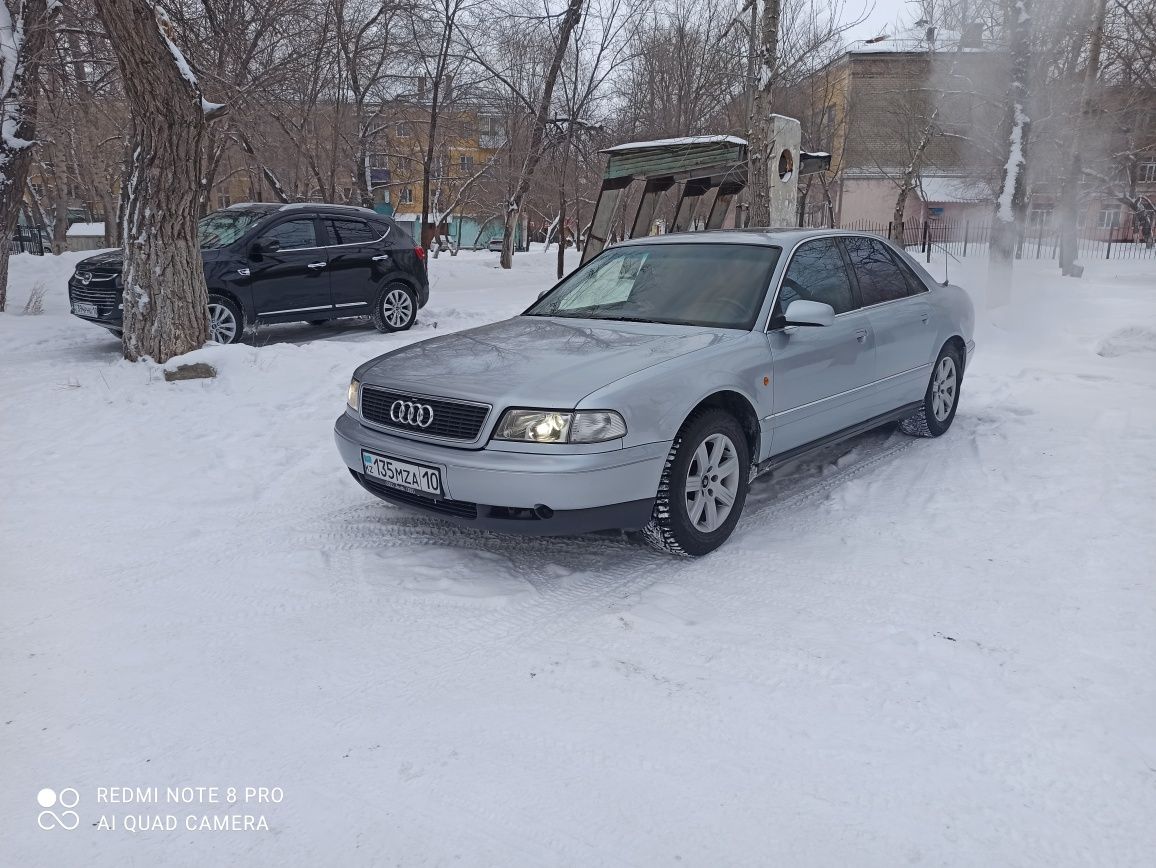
[224,202,383,218]
[614,227,880,248]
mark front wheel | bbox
[900,345,962,437]
[207,295,243,345]
[642,409,750,557]
[372,283,417,333]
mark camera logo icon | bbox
[37,788,80,830]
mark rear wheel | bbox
[642,409,750,557]
[207,295,243,345]
[372,283,417,333]
[900,344,961,437]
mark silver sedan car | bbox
[335,229,975,555]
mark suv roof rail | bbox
[226,201,277,209]
[278,202,378,215]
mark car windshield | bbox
[198,210,266,249]
[524,243,781,329]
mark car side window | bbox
[844,236,911,306]
[327,218,383,246]
[776,238,856,316]
[260,218,317,250]
[887,247,930,295]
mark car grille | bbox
[360,386,489,441]
[70,273,120,310]
[359,473,478,519]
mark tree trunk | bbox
[499,0,584,269]
[0,0,53,312]
[890,104,941,242]
[988,0,1032,305]
[95,0,216,362]
[746,0,781,227]
[1057,0,1108,276]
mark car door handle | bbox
[855,328,868,343]
[371,254,390,261]
[237,267,250,277]
[306,261,327,269]
[921,312,930,324]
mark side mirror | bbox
[784,299,835,327]
[537,289,550,300]
[251,237,280,257]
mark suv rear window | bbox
[326,218,384,245]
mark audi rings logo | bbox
[390,399,435,428]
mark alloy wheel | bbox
[381,288,413,329]
[208,302,238,344]
[684,432,741,533]
[931,356,957,422]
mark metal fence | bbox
[834,217,1156,262]
[9,227,45,256]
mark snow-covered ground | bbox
[2,245,1155,866]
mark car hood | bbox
[78,250,123,271]
[358,316,742,407]
[77,248,225,272]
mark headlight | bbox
[493,409,626,443]
[346,378,360,411]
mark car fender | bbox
[578,333,771,453]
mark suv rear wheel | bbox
[207,295,243,344]
[642,409,750,557]
[372,283,417,333]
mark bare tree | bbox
[95,0,226,362]
[747,0,781,226]
[1057,0,1108,275]
[989,0,1032,294]
[0,0,55,312]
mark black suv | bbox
[67,203,429,343]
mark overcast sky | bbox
[842,0,917,44]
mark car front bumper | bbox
[68,275,124,332]
[334,411,668,534]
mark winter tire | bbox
[642,409,750,557]
[372,283,417,333]
[900,343,962,437]
[207,294,243,345]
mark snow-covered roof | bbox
[66,222,105,237]
[848,27,993,54]
[919,176,993,204]
[603,135,747,154]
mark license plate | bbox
[73,302,98,317]
[362,451,442,496]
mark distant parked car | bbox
[487,238,504,252]
[67,203,429,343]
[335,229,975,556]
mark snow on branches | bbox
[0,1,36,154]
[153,3,226,118]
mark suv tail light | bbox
[414,245,426,264]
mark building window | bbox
[459,154,474,174]
[1141,162,1156,184]
[479,115,502,137]
[399,187,413,205]
[1097,204,1121,228]
[217,193,231,208]
[1029,204,1053,227]
[396,122,412,138]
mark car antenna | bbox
[931,239,958,286]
